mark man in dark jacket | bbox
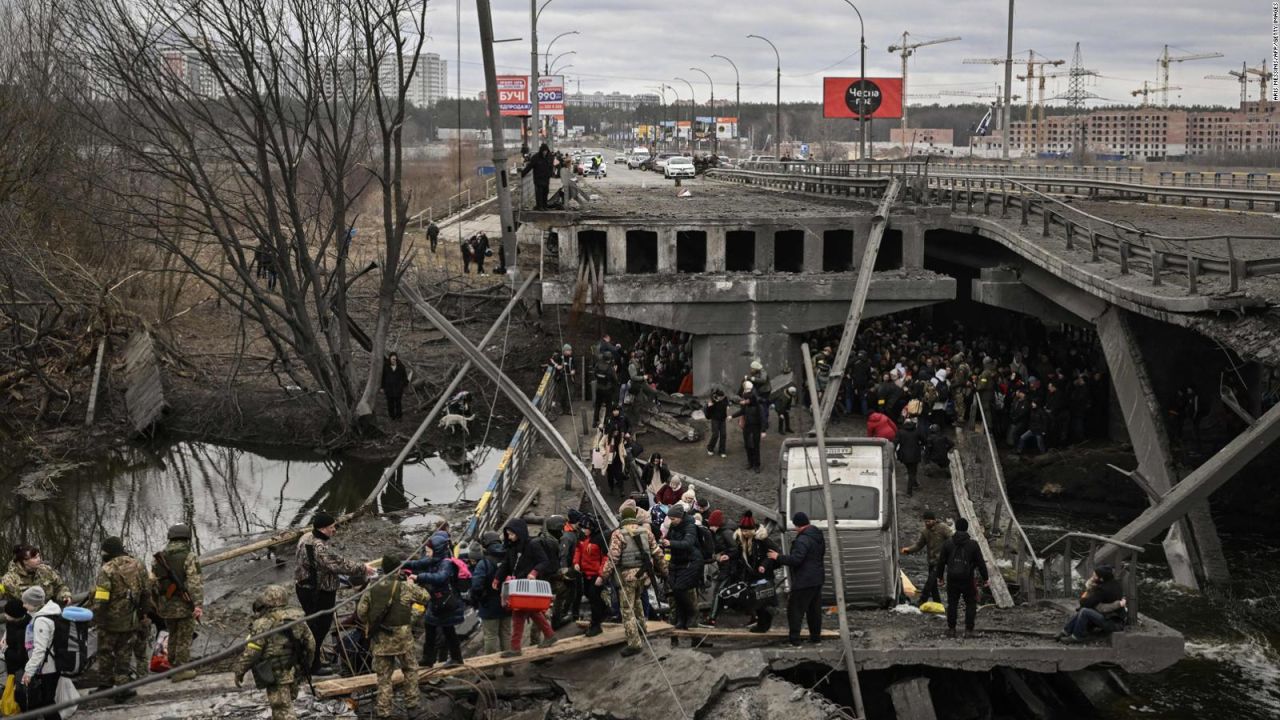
[427,221,439,254]
[774,386,797,434]
[592,352,618,428]
[521,143,557,210]
[935,517,988,638]
[471,232,490,275]
[468,532,513,671]
[850,351,872,416]
[926,424,953,472]
[1059,565,1126,643]
[380,353,409,420]
[661,505,703,638]
[496,518,557,656]
[768,512,826,647]
[895,418,926,495]
[731,391,764,473]
[1016,400,1049,454]
[704,389,728,457]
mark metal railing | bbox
[407,175,498,229]
[931,172,1280,212]
[737,160,1145,184]
[707,167,893,198]
[938,177,1280,293]
[457,366,557,547]
[1157,170,1280,190]
[1039,533,1143,626]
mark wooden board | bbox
[122,330,167,433]
[948,450,1015,608]
[314,622,674,698]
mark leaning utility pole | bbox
[529,0,540,145]
[477,0,519,274]
[801,343,868,720]
[1002,0,1014,160]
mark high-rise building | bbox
[381,52,447,107]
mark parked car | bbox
[614,154,627,164]
[653,152,680,172]
[627,152,650,169]
[664,156,695,179]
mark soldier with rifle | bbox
[600,506,667,657]
[356,555,433,719]
[152,523,203,681]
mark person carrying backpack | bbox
[18,586,61,718]
[468,533,514,673]
[354,556,431,718]
[234,585,316,720]
[405,533,466,667]
[91,535,153,698]
[495,519,558,657]
[934,517,988,638]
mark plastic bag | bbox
[1,674,20,717]
[919,601,946,615]
[55,677,79,719]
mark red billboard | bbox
[823,77,903,119]
[497,75,530,116]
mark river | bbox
[1017,507,1280,720]
[0,440,503,591]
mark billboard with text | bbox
[822,77,903,119]
[498,75,530,116]
[538,75,565,118]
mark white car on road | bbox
[664,156,695,179]
[627,152,650,169]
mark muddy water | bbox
[0,440,502,591]
[1019,508,1280,720]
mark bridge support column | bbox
[706,227,727,272]
[559,225,579,274]
[691,331,797,396]
[657,228,677,274]
[754,227,775,272]
[901,220,925,269]
[803,228,823,273]
[606,227,626,276]
[1096,306,1229,589]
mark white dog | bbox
[439,413,475,434]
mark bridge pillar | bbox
[692,331,798,396]
[754,227,775,272]
[803,228,823,273]
[657,228,677,274]
[606,227,626,275]
[901,220,925,268]
[706,227,727,272]
[558,225,578,274]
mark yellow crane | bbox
[887,32,961,134]
[967,51,1062,155]
[1157,45,1223,107]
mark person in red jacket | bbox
[867,411,898,441]
[573,525,608,636]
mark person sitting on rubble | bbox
[1059,565,1127,644]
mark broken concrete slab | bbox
[703,676,835,720]
[544,646,743,720]
[887,676,938,720]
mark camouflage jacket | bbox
[92,555,153,633]
[0,561,70,604]
[356,576,431,656]
[601,519,667,584]
[905,522,955,565]
[151,540,204,619]
[235,606,314,687]
[295,531,367,593]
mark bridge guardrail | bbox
[931,172,1280,212]
[457,366,557,548]
[408,175,498,230]
[739,160,1144,184]
[707,167,892,199]
[1039,533,1143,626]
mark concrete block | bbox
[658,228,677,273]
[755,227,775,272]
[902,221,925,268]
[887,676,937,720]
[606,226,626,276]
[803,228,823,273]
[707,227,727,272]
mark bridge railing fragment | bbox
[457,366,558,549]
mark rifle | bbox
[285,626,315,696]
[153,552,194,606]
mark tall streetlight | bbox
[711,54,740,143]
[840,1,868,160]
[690,67,717,155]
[748,34,781,159]
[548,51,575,74]
[664,83,681,148]
[674,77,696,152]
[1002,0,1015,160]
[544,30,578,74]
[531,0,558,146]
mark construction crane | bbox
[1157,45,1223,107]
[1132,80,1182,106]
[967,51,1064,155]
[1206,63,1250,106]
[1246,59,1274,109]
[887,32,961,134]
[941,88,1020,127]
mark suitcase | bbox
[502,578,554,612]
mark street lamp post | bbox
[665,84,681,149]
[840,1,868,160]
[690,67,717,155]
[531,0,559,146]
[674,77,696,153]
[548,51,575,74]
[544,30,578,74]
[748,34,781,159]
[1003,0,1015,160]
[711,54,740,144]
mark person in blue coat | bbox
[405,532,464,666]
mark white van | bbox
[778,437,900,608]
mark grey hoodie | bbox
[24,600,61,677]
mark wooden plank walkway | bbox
[314,622,674,698]
[122,329,167,433]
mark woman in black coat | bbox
[381,353,409,420]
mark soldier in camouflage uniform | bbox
[600,506,666,656]
[152,523,203,681]
[356,554,432,719]
[295,511,374,674]
[234,585,315,720]
[91,536,153,698]
[0,544,71,605]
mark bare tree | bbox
[60,0,429,437]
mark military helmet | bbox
[168,524,192,540]
[254,584,289,611]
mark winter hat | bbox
[738,511,756,530]
[1095,564,1116,581]
[619,498,638,515]
[707,510,725,527]
[792,512,810,527]
[480,531,502,546]
[681,489,697,504]
[21,586,45,608]
[742,381,754,393]
[562,343,572,352]
[102,536,126,558]
[312,511,336,530]
[750,360,763,371]
[621,507,639,520]
[3,599,24,620]
[922,510,936,521]
[956,517,970,532]
[667,505,686,519]
[380,553,402,574]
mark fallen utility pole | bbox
[801,342,867,720]
[817,179,902,428]
[357,272,539,512]
[1097,399,1280,568]
[400,282,617,531]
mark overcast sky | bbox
[426,0,1266,110]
